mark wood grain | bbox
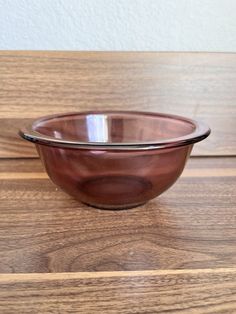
[0,269,235,313]
[0,157,235,273]
[0,52,235,313]
[0,51,236,157]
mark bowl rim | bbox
[19,110,211,151]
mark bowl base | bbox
[83,201,146,210]
[77,175,152,210]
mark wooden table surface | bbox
[0,52,235,313]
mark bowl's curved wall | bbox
[37,144,192,209]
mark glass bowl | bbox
[19,111,210,209]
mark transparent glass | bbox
[19,111,210,209]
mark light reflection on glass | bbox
[53,130,62,139]
[86,114,108,142]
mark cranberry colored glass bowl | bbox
[19,111,210,209]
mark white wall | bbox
[0,0,235,51]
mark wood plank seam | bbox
[0,268,236,282]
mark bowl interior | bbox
[33,112,196,144]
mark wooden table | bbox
[0,52,235,313]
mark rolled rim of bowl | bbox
[19,111,211,151]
